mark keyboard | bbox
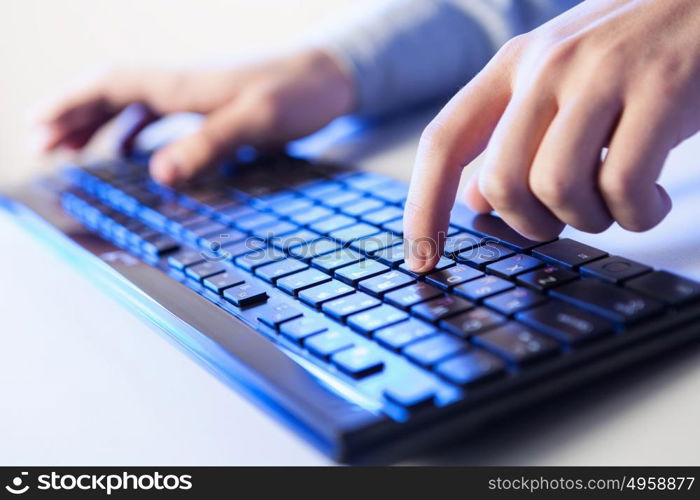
[4,153,700,462]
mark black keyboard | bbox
[11,153,700,462]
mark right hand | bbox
[30,49,355,185]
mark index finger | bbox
[403,56,512,272]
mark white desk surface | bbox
[2,112,700,465]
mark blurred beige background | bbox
[0,0,353,188]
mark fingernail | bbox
[406,239,434,273]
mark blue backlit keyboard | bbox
[25,153,700,461]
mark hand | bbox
[404,0,700,272]
[30,49,355,185]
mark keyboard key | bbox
[466,213,552,251]
[373,244,405,267]
[454,275,514,301]
[330,223,381,244]
[340,197,385,217]
[169,214,209,236]
[138,205,170,231]
[167,248,205,270]
[403,333,469,367]
[296,180,345,198]
[443,232,480,256]
[550,279,664,324]
[271,229,321,252]
[383,376,437,409]
[235,246,286,271]
[252,220,298,240]
[580,256,652,283]
[279,316,328,343]
[141,234,180,257]
[358,270,414,296]
[250,190,298,211]
[373,183,408,204]
[426,264,483,289]
[483,287,547,316]
[185,261,228,282]
[214,204,257,225]
[181,220,229,243]
[439,307,507,338]
[298,279,355,307]
[374,318,437,350]
[234,212,278,231]
[198,228,248,252]
[411,295,473,323]
[310,248,363,273]
[332,346,384,378]
[625,271,700,306]
[456,242,515,268]
[322,292,381,320]
[361,205,403,225]
[347,304,409,334]
[516,264,578,291]
[203,270,246,294]
[385,282,444,310]
[288,205,334,225]
[257,301,304,329]
[310,214,356,234]
[255,258,309,283]
[350,231,402,254]
[381,218,404,235]
[304,330,355,359]
[532,238,608,268]
[486,253,544,278]
[322,189,365,208]
[343,172,392,191]
[219,237,266,260]
[335,259,390,285]
[435,349,506,387]
[288,238,340,260]
[473,322,560,365]
[269,197,316,216]
[223,283,269,307]
[516,302,613,344]
[276,268,332,295]
[398,257,455,277]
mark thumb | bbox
[150,94,275,185]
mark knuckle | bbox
[530,171,577,209]
[600,170,633,201]
[596,39,631,71]
[540,39,578,71]
[497,34,530,63]
[479,176,524,212]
